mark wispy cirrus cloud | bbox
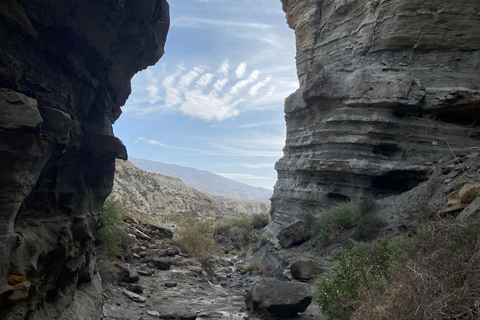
[135,132,285,158]
[125,60,280,121]
[240,163,274,169]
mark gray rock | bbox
[116,264,140,283]
[147,224,174,239]
[164,282,177,288]
[179,313,197,320]
[277,221,311,248]
[126,284,144,294]
[152,258,173,270]
[122,289,147,303]
[290,258,321,281]
[0,0,169,318]
[147,310,160,317]
[245,278,312,318]
[267,0,480,244]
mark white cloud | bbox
[240,163,274,169]
[235,62,247,78]
[213,78,229,91]
[229,70,260,95]
[180,89,240,121]
[196,73,214,88]
[214,173,268,180]
[218,60,229,75]
[249,77,272,96]
[146,139,166,147]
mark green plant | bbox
[96,199,127,257]
[316,241,395,319]
[251,213,270,229]
[214,215,258,253]
[174,208,219,263]
[317,202,362,246]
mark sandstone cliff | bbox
[111,160,271,220]
[268,0,480,238]
[0,1,169,319]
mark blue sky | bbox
[114,0,298,189]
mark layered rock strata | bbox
[0,1,169,319]
[269,0,480,237]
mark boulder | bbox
[245,278,312,318]
[277,221,311,248]
[115,264,140,283]
[152,257,172,270]
[146,224,174,239]
[290,258,321,281]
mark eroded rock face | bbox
[0,1,169,318]
[269,0,480,238]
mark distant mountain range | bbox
[111,160,270,220]
[129,157,273,201]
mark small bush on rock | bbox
[317,202,362,246]
[97,199,127,257]
[251,213,270,229]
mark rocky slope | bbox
[111,160,270,220]
[130,157,273,201]
[0,1,169,319]
[268,0,480,238]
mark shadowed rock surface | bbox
[245,278,312,318]
[0,1,169,319]
[267,0,480,241]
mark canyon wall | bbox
[268,0,480,238]
[0,1,169,319]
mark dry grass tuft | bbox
[351,217,480,320]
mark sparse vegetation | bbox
[214,214,260,254]
[174,208,220,263]
[96,199,128,257]
[244,261,264,272]
[251,212,271,229]
[317,202,362,246]
[316,215,480,320]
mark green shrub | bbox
[251,213,270,229]
[214,215,258,253]
[317,202,362,246]
[175,209,219,263]
[316,241,396,319]
[317,215,480,320]
[97,199,127,257]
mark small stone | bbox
[159,313,176,319]
[179,313,197,320]
[164,282,177,288]
[122,289,147,303]
[147,310,160,317]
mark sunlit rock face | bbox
[268,0,480,239]
[0,0,169,318]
